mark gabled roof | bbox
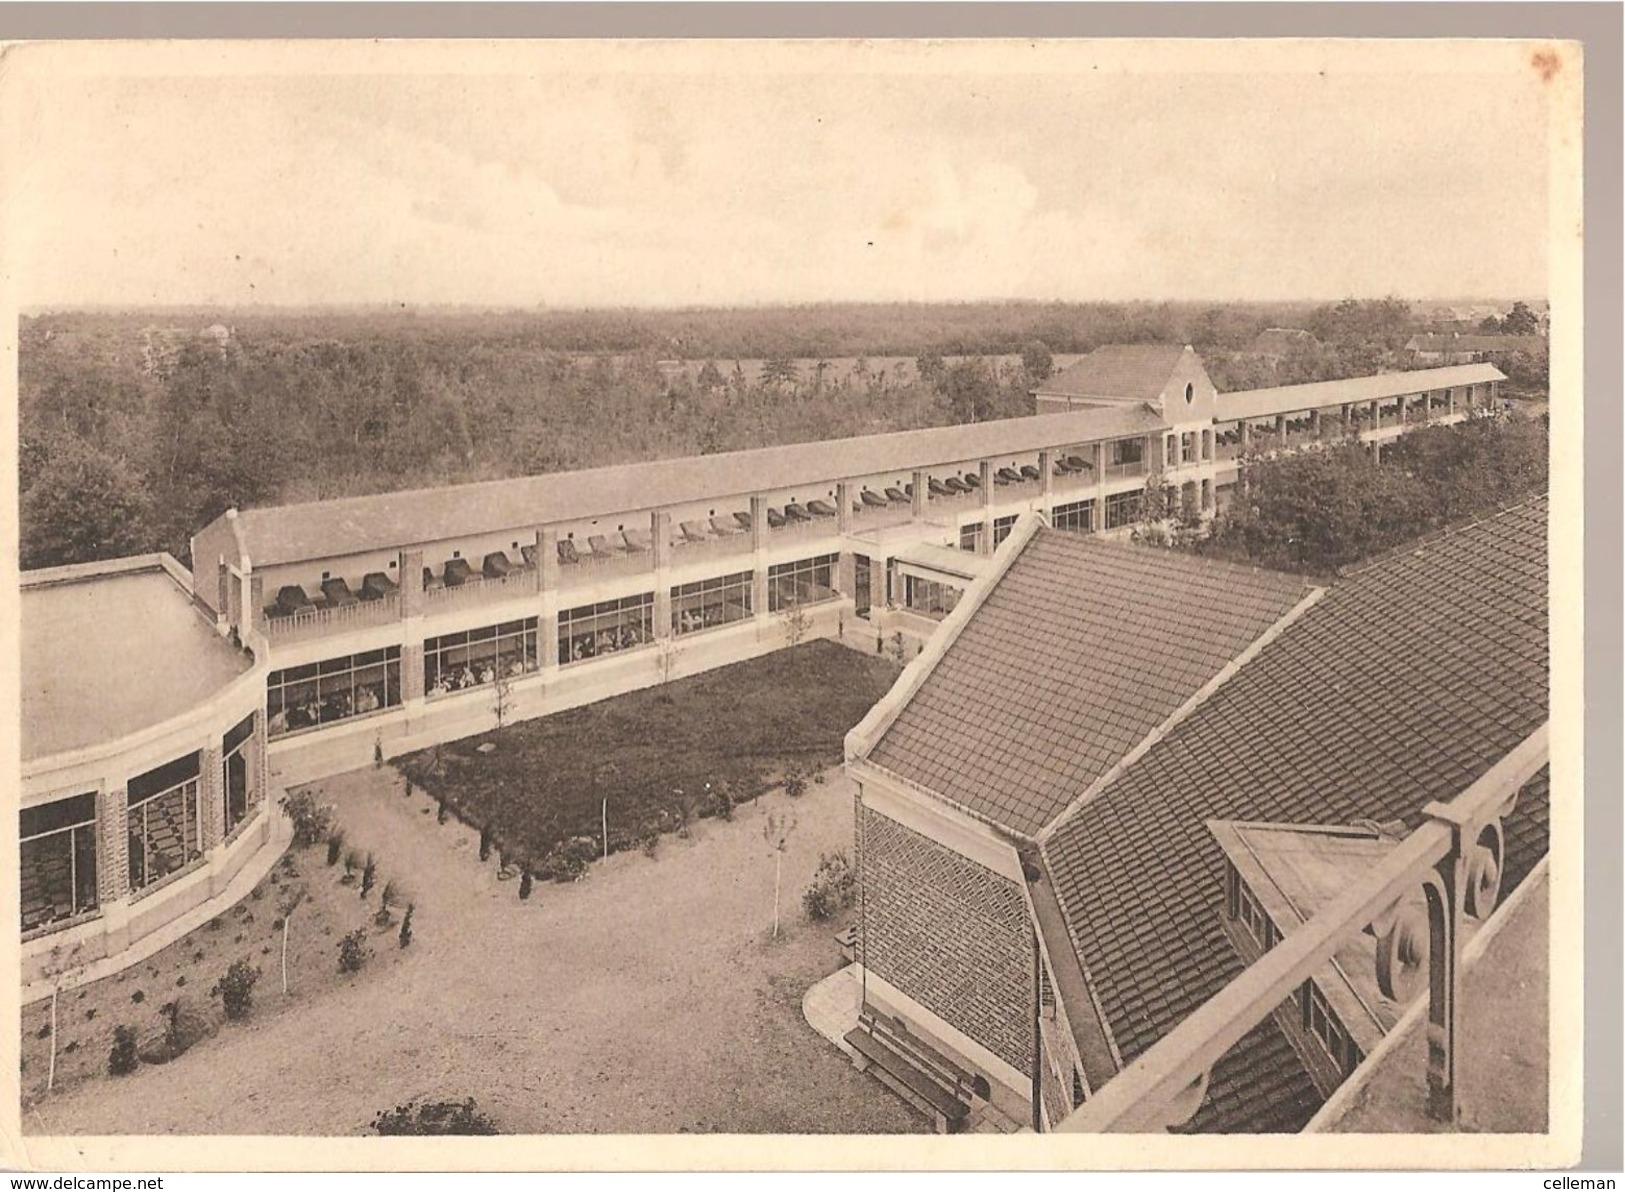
[860,527,1310,839]
[220,403,1169,567]
[1216,362,1505,423]
[1034,344,1190,403]
[1041,497,1550,1132]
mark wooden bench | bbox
[835,924,858,963]
[844,1006,977,1133]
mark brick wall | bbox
[859,802,1034,1073]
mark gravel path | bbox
[28,765,923,1136]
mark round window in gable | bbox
[1185,382,1195,404]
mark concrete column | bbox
[750,496,769,620]
[97,788,130,905]
[402,641,426,702]
[1239,421,1252,452]
[1039,449,1054,517]
[838,552,855,600]
[1447,388,1456,418]
[200,744,225,851]
[1275,414,1287,439]
[247,574,265,625]
[1201,429,1213,461]
[1369,400,1380,429]
[652,511,672,640]
[399,549,424,619]
[538,529,559,593]
[1094,443,1108,532]
[911,470,926,519]
[837,481,853,535]
[1308,410,1321,438]
[978,460,994,556]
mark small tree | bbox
[108,1025,139,1076]
[763,810,799,940]
[656,635,683,689]
[360,853,377,899]
[325,828,345,867]
[887,631,908,667]
[40,940,84,1094]
[783,599,810,651]
[276,885,307,995]
[518,868,533,901]
[342,848,363,884]
[281,789,335,849]
[478,824,494,863]
[399,904,415,949]
[338,928,371,974]
[491,671,514,729]
[212,958,261,1021]
[802,851,857,921]
[375,880,399,927]
[373,735,384,768]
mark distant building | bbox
[1405,333,1547,364]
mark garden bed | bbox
[20,806,411,1109]
[395,639,899,877]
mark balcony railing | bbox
[1104,460,1147,481]
[262,593,401,642]
[558,548,656,587]
[767,516,841,544]
[1054,724,1547,1134]
[849,502,917,531]
[422,568,540,611]
[670,531,755,566]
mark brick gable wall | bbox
[859,802,1034,1073]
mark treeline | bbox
[17,298,1519,572]
[1198,415,1549,575]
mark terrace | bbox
[261,591,403,642]
[1103,437,1149,481]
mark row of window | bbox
[21,719,262,933]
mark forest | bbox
[17,298,1548,570]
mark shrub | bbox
[372,1098,499,1136]
[211,958,260,1021]
[374,737,384,768]
[478,823,494,863]
[280,790,335,849]
[711,781,736,822]
[784,768,807,798]
[325,829,345,867]
[140,998,208,1065]
[436,793,448,825]
[802,851,856,921]
[360,854,377,899]
[398,904,415,949]
[640,833,660,859]
[537,836,597,883]
[518,869,533,901]
[341,848,363,884]
[108,1026,139,1076]
[338,928,371,974]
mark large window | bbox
[1104,490,1141,530]
[1110,437,1145,467]
[958,522,984,553]
[128,754,202,893]
[768,554,838,611]
[1303,982,1357,1074]
[426,618,539,696]
[1052,499,1094,534]
[903,574,962,620]
[223,714,258,837]
[268,648,402,738]
[559,593,654,663]
[1235,879,1275,950]
[993,515,1018,546]
[672,571,753,636]
[21,793,98,933]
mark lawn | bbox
[396,639,900,877]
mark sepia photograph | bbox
[0,26,1592,1174]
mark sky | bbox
[1,39,1560,309]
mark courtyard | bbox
[23,643,923,1136]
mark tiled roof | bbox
[1042,497,1549,1133]
[1034,345,1189,402]
[1216,363,1505,422]
[865,529,1310,838]
[222,404,1168,567]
